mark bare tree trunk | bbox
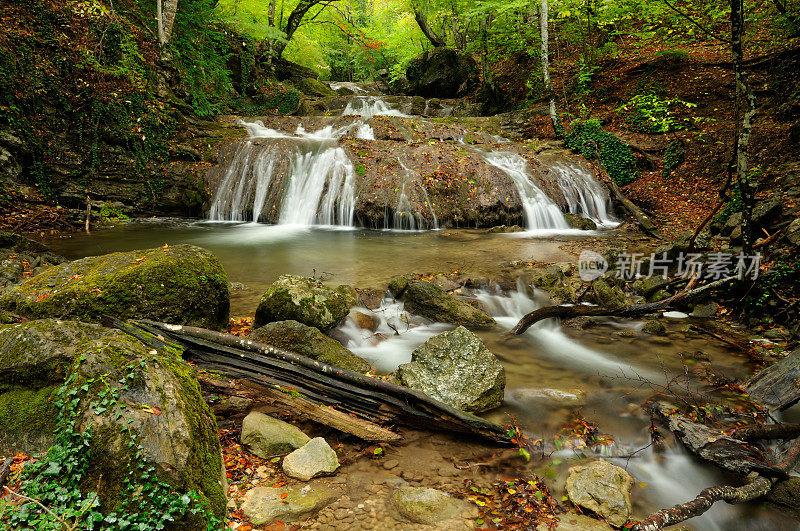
[267,0,276,68]
[156,0,164,44]
[274,0,341,58]
[162,0,178,43]
[540,0,561,137]
[730,0,757,253]
[414,9,446,48]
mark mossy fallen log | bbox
[105,317,512,446]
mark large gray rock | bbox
[566,460,633,527]
[250,320,372,373]
[282,437,340,481]
[389,486,468,525]
[241,484,339,525]
[403,280,495,330]
[786,217,800,246]
[395,326,505,412]
[0,319,226,526]
[254,275,356,331]
[722,211,743,236]
[0,244,230,330]
[406,48,478,98]
[241,411,311,458]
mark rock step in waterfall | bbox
[207,93,617,231]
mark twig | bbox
[4,486,74,531]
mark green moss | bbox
[0,245,230,330]
[0,385,58,436]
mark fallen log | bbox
[198,374,401,442]
[633,434,800,531]
[743,346,800,411]
[510,276,734,335]
[105,317,512,446]
[731,422,800,442]
[652,402,782,476]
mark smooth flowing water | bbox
[43,222,783,529]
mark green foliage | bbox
[616,93,698,133]
[743,259,800,312]
[98,203,130,223]
[170,0,233,116]
[564,119,637,185]
[1,358,221,530]
[662,140,684,177]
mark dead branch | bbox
[632,436,800,530]
[105,317,512,446]
[731,423,800,441]
[510,277,734,335]
[198,374,401,442]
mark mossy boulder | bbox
[250,320,372,373]
[0,244,230,330]
[402,280,495,330]
[254,275,356,332]
[531,265,577,303]
[389,486,469,525]
[395,326,505,412]
[0,319,226,526]
[293,78,337,97]
[564,213,597,230]
[591,278,627,309]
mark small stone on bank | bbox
[282,437,340,481]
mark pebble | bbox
[383,459,399,470]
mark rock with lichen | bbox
[254,275,356,332]
[0,319,226,528]
[0,244,230,330]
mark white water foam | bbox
[344,96,408,118]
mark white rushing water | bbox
[552,162,619,227]
[208,122,357,226]
[337,281,653,380]
[483,151,572,231]
[344,96,408,118]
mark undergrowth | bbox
[564,119,638,185]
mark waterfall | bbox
[382,160,439,231]
[344,96,407,118]
[483,152,571,230]
[278,147,356,226]
[208,122,357,227]
[391,184,418,230]
[355,121,376,140]
[552,162,618,226]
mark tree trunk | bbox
[540,0,561,137]
[267,0,276,68]
[730,0,757,253]
[156,0,164,44]
[414,9,446,48]
[162,0,179,44]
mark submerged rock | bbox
[403,280,495,330]
[241,411,311,458]
[389,486,469,525]
[564,213,597,230]
[641,320,666,335]
[0,319,226,526]
[0,244,230,330]
[395,326,505,412]
[250,320,372,373]
[536,512,613,530]
[487,224,525,233]
[254,274,356,332]
[242,484,339,525]
[591,278,627,309]
[566,460,633,527]
[282,437,340,481]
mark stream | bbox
[42,90,797,530]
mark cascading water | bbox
[278,147,356,226]
[344,96,408,118]
[483,152,572,231]
[382,160,439,231]
[208,121,356,226]
[552,162,618,227]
